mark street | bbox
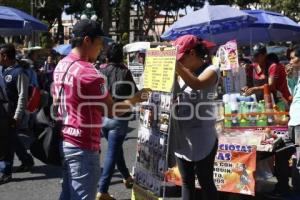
[0,120,299,200]
[0,121,139,200]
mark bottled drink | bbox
[257,100,267,127]
[263,84,275,126]
[249,102,257,126]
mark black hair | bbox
[107,43,123,63]
[70,36,97,48]
[253,43,267,57]
[267,53,279,64]
[0,43,16,60]
[291,45,300,58]
[185,40,209,60]
[27,50,37,59]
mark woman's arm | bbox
[175,62,218,90]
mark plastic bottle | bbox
[257,100,268,127]
[249,102,257,126]
[223,94,232,128]
[239,102,249,127]
[263,84,275,126]
[230,94,239,127]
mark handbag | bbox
[30,60,78,166]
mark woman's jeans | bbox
[59,141,100,200]
[99,117,130,193]
[176,140,218,200]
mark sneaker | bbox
[0,173,12,185]
[96,193,116,200]
[15,163,34,173]
[123,176,134,189]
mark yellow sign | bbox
[143,47,177,93]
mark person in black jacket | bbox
[0,44,34,184]
[96,43,138,200]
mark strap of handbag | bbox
[52,59,79,119]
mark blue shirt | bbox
[288,74,300,126]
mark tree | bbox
[38,0,67,44]
[119,0,131,44]
[0,0,30,13]
[260,0,300,21]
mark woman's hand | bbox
[244,87,257,96]
[133,88,151,103]
[286,64,294,77]
[241,86,249,93]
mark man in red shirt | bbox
[242,44,292,104]
[53,20,150,200]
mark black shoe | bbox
[0,173,12,185]
[15,163,34,173]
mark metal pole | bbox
[30,0,36,46]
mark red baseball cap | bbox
[172,35,216,61]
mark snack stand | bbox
[165,40,290,197]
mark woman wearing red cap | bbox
[171,35,219,200]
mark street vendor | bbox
[242,44,292,104]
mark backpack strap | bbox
[53,60,79,118]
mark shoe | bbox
[123,176,134,189]
[0,173,12,185]
[96,193,116,200]
[15,163,34,173]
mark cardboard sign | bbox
[214,142,256,196]
[143,47,177,92]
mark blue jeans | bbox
[98,117,130,193]
[60,141,100,200]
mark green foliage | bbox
[259,0,300,21]
[0,0,30,13]
[40,32,55,48]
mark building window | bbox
[69,28,73,35]
[134,19,143,29]
[53,28,57,37]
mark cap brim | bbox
[202,40,216,49]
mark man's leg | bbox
[272,126,296,195]
[0,126,16,184]
[15,134,34,172]
[59,141,100,200]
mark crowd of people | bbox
[0,18,299,200]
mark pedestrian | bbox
[267,45,300,198]
[0,44,33,184]
[171,35,219,200]
[41,55,56,91]
[96,43,138,200]
[53,19,150,200]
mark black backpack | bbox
[97,63,138,102]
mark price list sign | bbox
[143,47,177,93]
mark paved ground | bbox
[0,121,139,200]
[0,120,299,200]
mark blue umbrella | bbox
[161,2,256,44]
[0,6,47,36]
[210,10,300,45]
[53,37,115,56]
